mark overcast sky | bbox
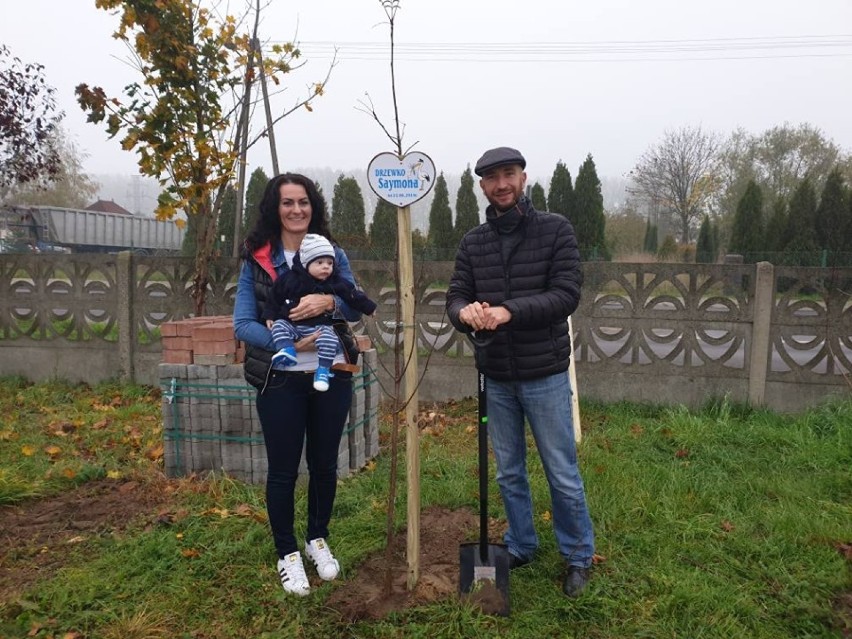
[3,0,851,188]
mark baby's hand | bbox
[265,320,274,330]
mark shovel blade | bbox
[459,542,511,616]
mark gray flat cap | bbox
[474,146,526,176]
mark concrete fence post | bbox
[117,251,134,383]
[748,261,775,406]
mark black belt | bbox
[269,369,314,377]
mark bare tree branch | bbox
[628,126,722,242]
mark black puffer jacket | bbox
[445,197,583,381]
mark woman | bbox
[233,173,362,597]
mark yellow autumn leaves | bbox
[1,382,164,501]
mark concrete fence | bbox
[1,252,850,413]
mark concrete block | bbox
[158,363,189,381]
[193,354,235,366]
[349,426,365,470]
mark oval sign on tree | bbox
[367,151,436,208]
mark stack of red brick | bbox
[161,316,245,366]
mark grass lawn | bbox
[0,377,849,638]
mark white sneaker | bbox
[277,551,310,596]
[305,538,340,581]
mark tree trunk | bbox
[191,204,220,316]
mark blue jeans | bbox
[255,369,352,558]
[486,372,595,568]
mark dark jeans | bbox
[255,369,352,558]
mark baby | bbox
[262,234,377,391]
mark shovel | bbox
[459,332,510,616]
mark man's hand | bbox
[289,294,333,322]
[459,301,489,330]
[482,305,512,330]
[459,302,512,331]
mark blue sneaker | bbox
[313,366,333,392]
[271,346,298,367]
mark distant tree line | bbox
[624,122,852,266]
[209,155,610,262]
[8,34,850,268]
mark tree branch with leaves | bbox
[75,0,332,314]
[0,45,63,202]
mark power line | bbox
[267,34,852,63]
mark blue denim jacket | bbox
[233,243,362,351]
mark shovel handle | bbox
[478,370,489,561]
[468,331,495,563]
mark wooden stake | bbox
[397,205,420,589]
[568,315,582,443]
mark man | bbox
[445,146,595,597]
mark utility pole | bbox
[232,40,257,258]
[255,37,280,176]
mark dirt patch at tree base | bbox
[326,506,509,619]
[1,483,506,620]
[0,478,175,602]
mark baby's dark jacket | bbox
[261,256,377,326]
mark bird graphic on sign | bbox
[409,158,431,191]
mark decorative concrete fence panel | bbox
[1,252,849,413]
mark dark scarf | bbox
[486,195,530,264]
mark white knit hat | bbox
[299,233,335,267]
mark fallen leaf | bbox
[0,429,17,441]
[118,481,138,493]
[63,632,84,639]
[592,553,607,564]
[834,542,851,560]
[181,548,200,558]
[675,448,690,458]
[66,536,86,544]
[49,421,77,436]
[62,468,77,479]
[107,470,122,479]
[44,445,62,458]
[540,510,552,522]
[146,444,164,461]
[630,423,644,435]
[21,444,35,456]
[91,419,110,430]
[720,520,735,533]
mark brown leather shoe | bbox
[562,564,590,597]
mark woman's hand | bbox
[289,294,333,322]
